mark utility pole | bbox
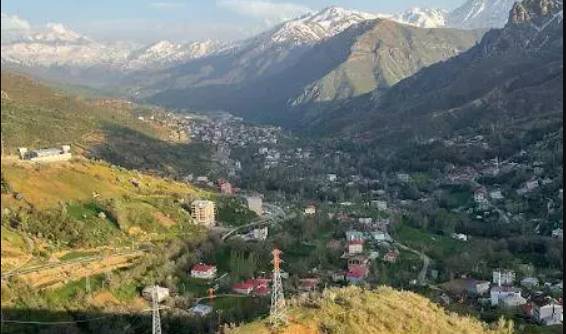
[152,285,162,334]
[270,248,287,326]
[85,275,91,296]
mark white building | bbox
[372,200,388,211]
[304,205,316,215]
[347,240,363,255]
[552,228,563,239]
[246,196,263,216]
[190,304,213,317]
[18,145,72,163]
[327,174,337,182]
[397,173,410,183]
[452,233,468,242]
[190,263,217,280]
[142,286,170,303]
[534,300,563,326]
[493,270,515,286]
[191,200,216,226]
[489,191,504,200]
[490,286,524,307]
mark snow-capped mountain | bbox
[393,8,448,28]
[255,6,378,46]
[124,40,226,70]
[448,0,518,29]
[1,21,224,70]
[1,23,129,67]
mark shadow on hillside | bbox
[87,123,217,178]
[0,306,259,334]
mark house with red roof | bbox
[190,263,217,280]
[232,278,271,296]
[346,267,367,284]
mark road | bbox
[221,202,291,241]
[394,241,431,286]
[1,248,146,279]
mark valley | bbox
[0,0,563,334]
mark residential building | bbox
[552,228,563,240]
[232,278,270,295]
[191,200,216,226]
[373,200,388,211]
[397,173,410,183]
[142,285,170,303]
[442,278,490,295]
[196,176,209,183]
[242,227,268,241]
[190,263,217,280]
[18,145,72,163]
[347,240,364,255]
[190,304,213,317]
[232,280,254,295]
[493,270,515,286]
[490,286,524,307]
[466,279,491,295]
[327,174,337,182]
[346,230,365,242]
[304,205,316,215]
[451,233,468,242]
[533,298,563,326]
[346,267,367,284]
[246,196,263,216]
[489,190,504,200]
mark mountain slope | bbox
[393,8,448,28]
[227,286,513,334]
[292,21,482,105]
[448,0,518,29]
[308,0,563,142]
[1,72,214,176]
[147,15,482,123]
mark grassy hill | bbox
[228,286,513,334]
[1,71,215,177]
[1,157,210,272]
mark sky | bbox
[1,0,466,44]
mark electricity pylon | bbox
[152,285,162,334]
[270,248,287,326]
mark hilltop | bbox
[227,286,513,334]
[1,71,215,176]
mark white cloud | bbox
[1,12,31,32]
[149,2,187,9]
[216,0,311,25]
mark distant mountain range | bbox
[306,0,563,142]
[1,0,536,129]
[1,0,515,75]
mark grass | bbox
[1,71,216,177]
[392,223,464,259]
[58,250,101,261]
[42,274,106,307]
[229,286,514,334]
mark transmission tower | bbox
[269,248,287,326]
[152,285,162,334]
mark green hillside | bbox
[0,71,215,176]
[228,286,514,334]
